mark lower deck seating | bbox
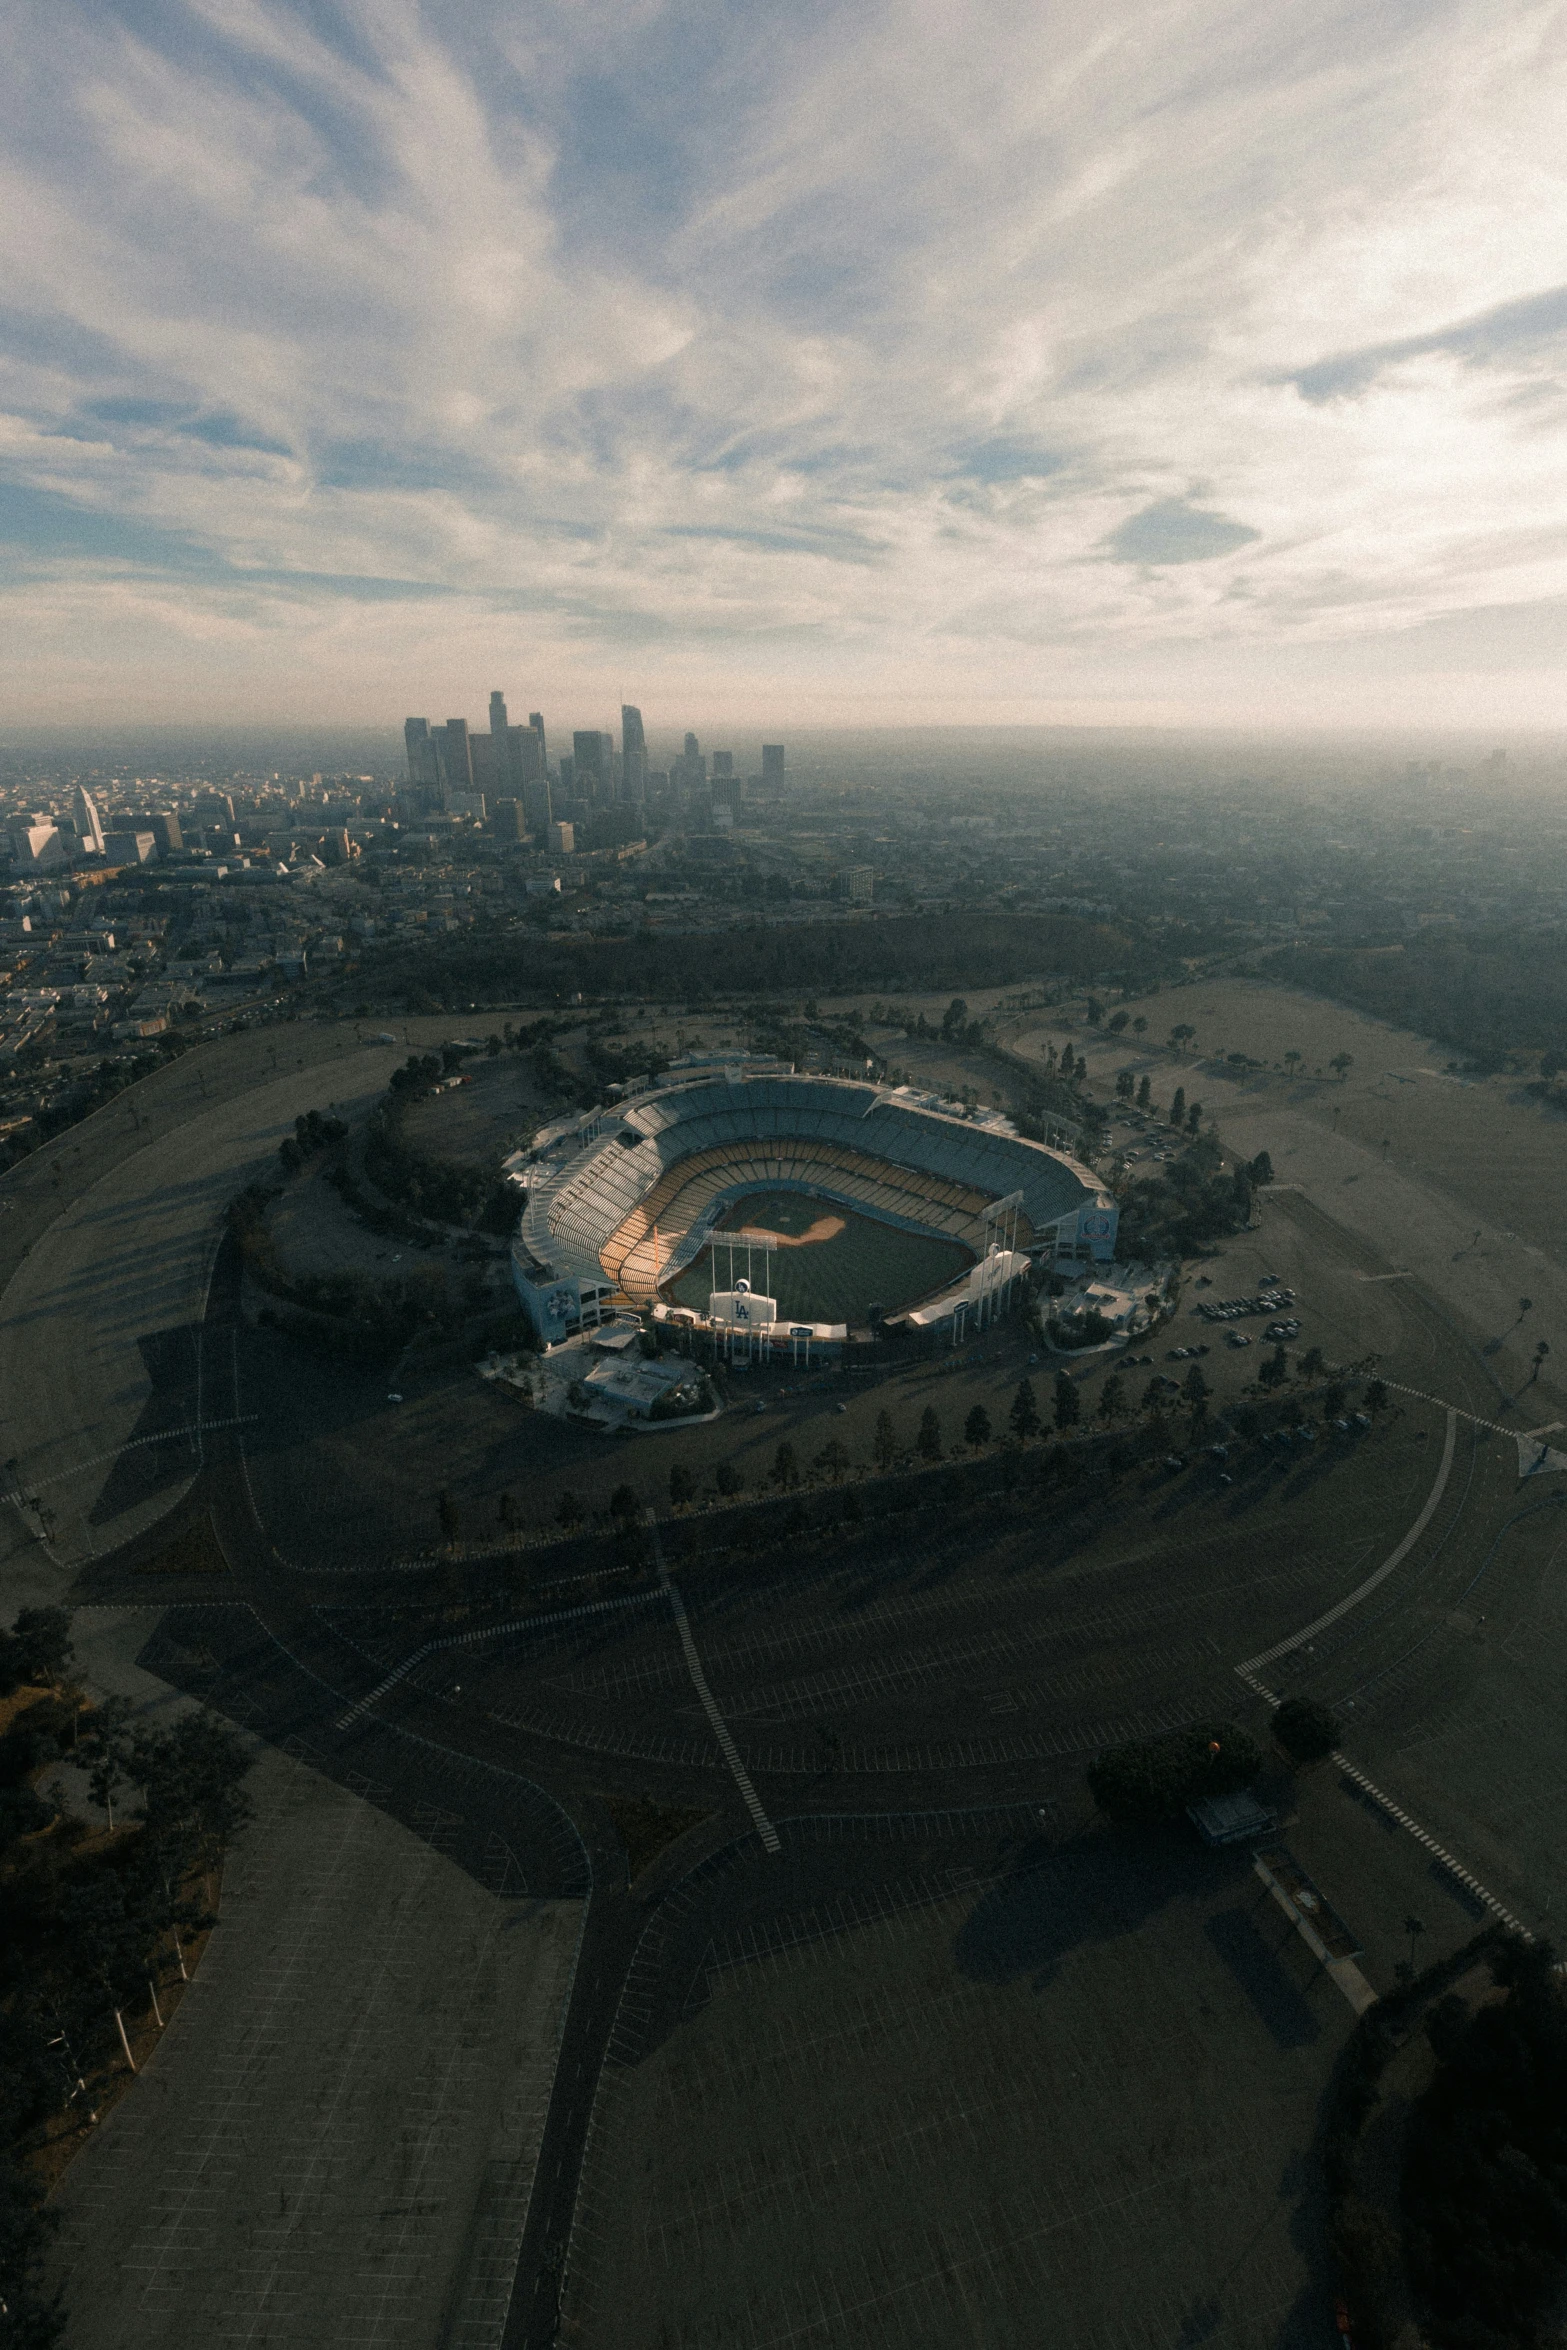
[602,1139,1035,1300]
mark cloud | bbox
[1102,499,1260,566]
[0,0,1564,725]
[1285,282,1567,404]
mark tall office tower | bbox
[404,717,429,779]
[529,712,546,768]
[512,725,551,832]
[572,730,611,802]
[437,719,473,794]
[556,753,575,798]
[489,689,510,741]
[73,786,105,854]
[150,813,182,854]
[762,744,785,790]
[620,705,647,801]
[465,733,495,798]
[711,750,734,779]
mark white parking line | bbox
[1237,1407,1457,1673]
[646,1515,779,1854]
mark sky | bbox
[3,0,1567,733]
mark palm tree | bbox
[1330,1052,1353,1080]
[1284,1049,1302,1076]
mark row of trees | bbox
[1405,1939,1567,2346]
[1,1610,254,2346]
[1086,1697,1340,1828]
[376,911,1142,1013]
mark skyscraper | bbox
[762,744,785,790]
[73,786,105,854]
[620,705,647,801]
[404,718,439,788]
[489,689,509,740]
[437,719,473,796]
[572,730,612,802]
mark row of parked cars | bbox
[1195,1277,1297,1324]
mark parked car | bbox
[1227,1332,1252,1348]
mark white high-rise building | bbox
[73,786,105,854]
[10,819,64,870]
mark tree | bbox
[1363,1378,1389,1413]
[1273,1695,1340,1763]
[1248,1149,1274,1185]
[82,1696,133,1833]
[1186,1100,1202,1134]
[1115,1068,1134,1100]
[1182,1364,1209,1407]
[1284,1049,1302,1075]
[609,1482,641,1528]
[814,1438,851,1482]
[714,1458,741,1497]
[1169,1086,1186,1128]
[1132,1015,1148,1037]
[1258,1345,1288,1390]
[771,1441,800,1490]
[964,1404,991,1452]
[1320,1381,1347,1420]
[497,1491,517,1530]
[1141,1377,1168,1417]
[1136,1074,1152,1110]
[1517,1295,1535,1327]
[668,1462,697,1510]
[916,1407,942,1462]
[1530,1340,1551,1385]
[1330,1052,1353,1080]
[557,1489,584,1531]
[1088,1721,1262,1826]
[1169,1023,1195,1053]
[941,997,968,1036]
[1,1607,72,1694]
[1052,1371,1080,1432]
[1098,1372,1125,1423]
[873,1408,898,1472]
[1108,1010,1129,1035]
[437,1488,459,1543]
[1009,1378,1041,1442]
[1298,1345,1325,1382]
[131,1711,255,1870]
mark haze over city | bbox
[5,0,1567,729]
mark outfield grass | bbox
[669,1190,971,1325]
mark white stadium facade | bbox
[510,1062,1117,1351]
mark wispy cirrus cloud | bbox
[1,0,1565,727]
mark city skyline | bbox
[3,3,1564,731]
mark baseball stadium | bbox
[511,1063,1118,1347]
